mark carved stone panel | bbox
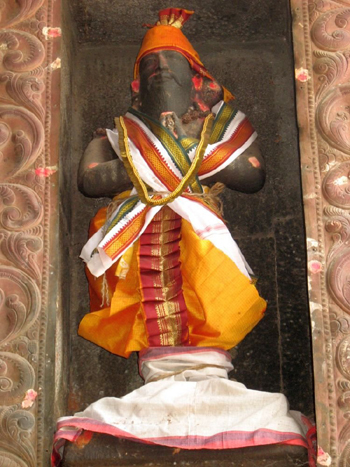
[291,0,350,465]
[0,0,61,465]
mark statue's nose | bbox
[157,53,169,70]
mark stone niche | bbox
[59,0,314,463]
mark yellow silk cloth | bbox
[78,200,267,358]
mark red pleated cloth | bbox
[139,207,189,347]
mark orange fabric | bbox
[103,205,151,260]
[123,116,183,190]
[198,118,255,176]
[223,87,235,104]
[134,8,234,101]
[79,197,148,358]
[180,220,266,349]
[78,203,266,358]
[134,25,209,79]
[79,237,148,358]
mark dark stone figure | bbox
[78,49,265,198]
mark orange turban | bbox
[134,8,234,103]
[133,8,213,80]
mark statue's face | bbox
[139,50,193,119]
[139,50,192,89]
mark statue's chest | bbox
[181,119,204,139]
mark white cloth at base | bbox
[56,348,308,448]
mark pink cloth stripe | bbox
[52,416,310,466]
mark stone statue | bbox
[52,9,313,464]
[78,55,265,197]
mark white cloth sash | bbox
[80,103,255,278]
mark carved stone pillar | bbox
[291,0,350,465]
[0,1,61,465]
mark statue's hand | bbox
[160,112,186,139]
[78,135,132,198]
[204,141,266,194]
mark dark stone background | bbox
[68,0,290,45]
[60,0,314,431]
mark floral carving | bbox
[327,250,350,312]
[335,1,350,6]
[0,229,43,282]
[311,8,350,51]
[0,0,49,464]
[313,51,350,100]
[316,85,350,155]
[340,441,350,467]
[280,0,350,463]
[24,168,46,195]
[319,145,337,172]
[325,206,350,250]
[338,380,350,412]
[323,161,350,207]
[0,405,36,467]
[0,352,35,404]
[0,0,45,29]
[0,266,41,345]
[12,336,37,362]
[0,184,43,231]
[337,336,350,379]
[0,30,45,73]
[0,450,28,467]
[307,1,350,24]
[0,68,45,120]
[340,445,350,466]
[0,105,44,180]
[330,310,350,336]
[325,207,350,312]
[308,1,325,25]
[17,6,48,42]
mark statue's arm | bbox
[204,140,265,193]
[78,135,132,198]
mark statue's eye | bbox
[166,51,183,62]
[142,56,157,69]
